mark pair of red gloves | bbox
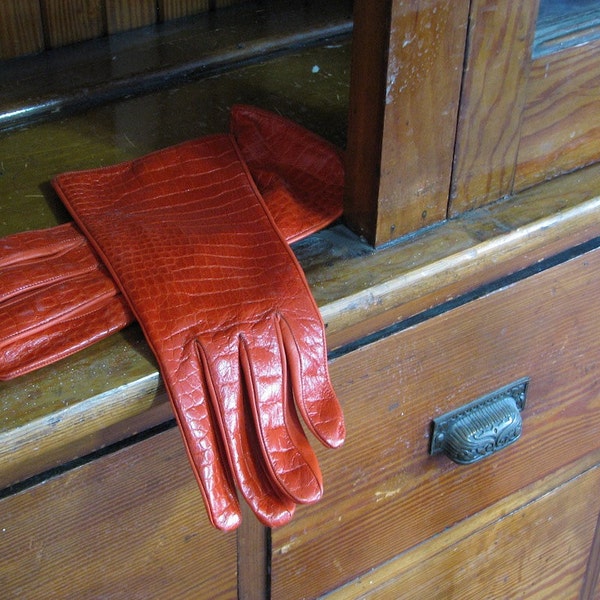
[0,106,345,531]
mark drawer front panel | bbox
[272,247,600,599]
[0,427,237,599]
[358,465,600,599]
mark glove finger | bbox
[0,294,131,380]
[195,336,296,528]
[0,222,82,267]
[239,314,323,504]
[158,342,243,532]
[278,313,345,449]
[0,231,100,303]
[0,268,124,344]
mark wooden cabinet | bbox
[451,0,600,213]
[1,0,600,598]
[3,230,598,599]
[331,1,600,595]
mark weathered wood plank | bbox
[317,163,600,350]
[326,451,600,598]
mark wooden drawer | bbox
[333,461,600,599]
[0,427,237,599]
[271,246,600,599]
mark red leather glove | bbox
[0,106,344,381]
[53,133,345,530]
[0,223,132,380]
[231,105,344,243]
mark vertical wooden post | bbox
[237,502,270,599]
[345,0,470,247]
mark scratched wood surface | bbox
[331,462,600,600]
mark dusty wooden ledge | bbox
[310,164,600,350]
[2,163,600,493]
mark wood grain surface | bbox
[105,0,156,34]
[515,37,600,192]
[1,7,600,597]
[1,0,252,58]
[158,0,210,22]
[345,0,469,245]
[0,0,44,59]
[40,0,105,48]
[335,465,600,599]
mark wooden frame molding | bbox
[449,0,540,214]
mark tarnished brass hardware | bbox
[430,378,529,465]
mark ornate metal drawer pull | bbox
[430,378,529,465]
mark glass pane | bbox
[533,0,600,58]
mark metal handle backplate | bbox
[430,378,529,464]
